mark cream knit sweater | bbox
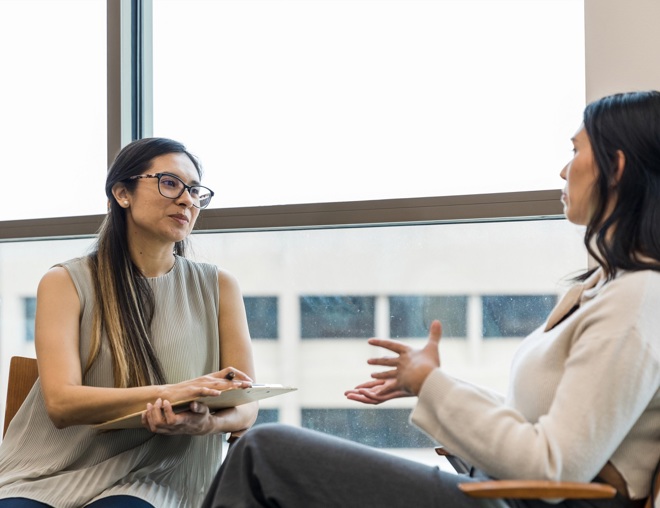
[411,268,660,501]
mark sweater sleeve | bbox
[411,272,660,483]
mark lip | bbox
[169,213,190,225]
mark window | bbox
[244,296,278,339]
[24,297,36,342]
[1,219,586,458]
[389,296,468,338]
[0,0,107,221]
[253,408,279,427]
[300,296,375,339]
[151,0,584,208]
[482,295,558,338]
[302,408,435,448]
[4,0,627,461]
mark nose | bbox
[175,188,195,207]
[560,163,568,181]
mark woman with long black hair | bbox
[203,91,660,508]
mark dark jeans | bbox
[0,496,155,508]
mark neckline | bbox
[144,255,179,280]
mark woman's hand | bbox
[141,367,252,435]
[344,378,411,404]
[345,320,443,404]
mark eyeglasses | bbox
[125,173,215,209]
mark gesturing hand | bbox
[345,320,443,404]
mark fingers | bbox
[366,321,442,354]
[428,319,442,346]
[190,368,252,395]
[367,356,399,367]
[345,388,411,405]
[344,393,382,405]
[370,368,398,379]
[142,398,176,432]
[141,399,210,434]
[218,367,253,383]
[367,337,409,354]
[349,320,443,405]
[346,379,386,392]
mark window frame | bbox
[1,0,654,242]
[0,189,564,242]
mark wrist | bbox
[408,365,436,395]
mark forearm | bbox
[44,383,169,428]
[411,334,659,483]
[207,402,258,434]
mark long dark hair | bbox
[87,138,203,388]
[580,90,660,280]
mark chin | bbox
[566,213,589,227]
[166,230,191,244]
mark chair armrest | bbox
[435,447,471,474]
[227,429,247,444]
[458,480,617,499]
[435,446,451,456]
[435,447,617,500]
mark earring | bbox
[124,201,129,206]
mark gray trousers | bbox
[202,423,505,508]
[201,424,631,508]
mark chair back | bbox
[3,356,38,437]
[646,457,660,508]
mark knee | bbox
[235,423,295,448]
[225,423,297,470]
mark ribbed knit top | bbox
[412,268,660,501]
[0,255,223,507]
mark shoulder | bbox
[55,256,90,272]
[175,256,240,288]
[604,269,660,303]
[599,270,660,354]
[594,270,660,327]
[175,255,218,280]
[37,262,82,306]
[40,257,88,286]
[39,265,73,289]
[53,256,94,281]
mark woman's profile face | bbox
[560,126,599,226]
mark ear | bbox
[111,182,130,208]
[612,150,626,186]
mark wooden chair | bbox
[436,447,660,508]
[3,356,39,437]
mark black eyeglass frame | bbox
[125,173,215,209]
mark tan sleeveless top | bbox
[0,255,223,507]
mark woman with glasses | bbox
[202,91,660,508]
[0,138,258,508]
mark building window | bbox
[24,297,36,342]
[389,295,468,338]
[300,296,375,339]
[482,294,557,338]
[244,296,278,339]
[302,408,435,448]
[253,408,279,427]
